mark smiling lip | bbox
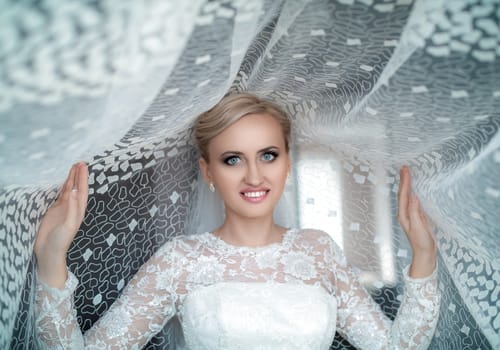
[240,189,270,203]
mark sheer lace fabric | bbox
[2,0,498,348]
[36,229,440,349]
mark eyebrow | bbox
[219,146,280,158]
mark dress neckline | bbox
[206,228,296,253]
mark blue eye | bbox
[261,152,277,162]
[224,156,240,166]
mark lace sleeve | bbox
[327,239,441,350]
[35,240,179,349]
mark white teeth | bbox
[243,191,266,198]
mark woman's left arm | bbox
[333,166,440,349]
[333,253,440,350]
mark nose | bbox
[244,160,263,186]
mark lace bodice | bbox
[35,228,440,349]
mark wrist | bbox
[36,254,68,289]
[409,251,437,279]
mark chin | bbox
[230,203,278,221]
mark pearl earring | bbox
[209,183,215,193]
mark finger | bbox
[409,194,437,249]
[61,164,77,201]
[70,163,84,196]
[73,162,85,190]
[418,202,433,237]
[397,166,411,230]
[56,165,72,201]
[397,165,407,197]
[75,163,89,214]
[418,201,428,225]
[409,194,426,232]
[66,164,86,230]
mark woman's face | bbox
[199,113,291,222]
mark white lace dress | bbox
[35,228,440,349]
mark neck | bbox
[216,214,285,247]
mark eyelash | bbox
[261,151,278,162]
[223,156,240,166]
[222,151,279,166]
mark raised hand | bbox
[397,165,437,278]
[34,162,89,288]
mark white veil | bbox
[1,0,498,349]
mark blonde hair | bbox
[194,92,291,161]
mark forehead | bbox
[208,113,285,153]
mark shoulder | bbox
[140,235,205,272]
[154,233,211,257]
[174,232,213,249]
[294,228,347,265]
[294,228,336,246]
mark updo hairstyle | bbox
[194,92,291,162]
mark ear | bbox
[199,157,212,184]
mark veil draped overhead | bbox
[0,0,498,349]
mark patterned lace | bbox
[35,228,440,349]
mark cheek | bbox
[211,166,243,185]
[267,162,289,181]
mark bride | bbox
[34,92,440,349]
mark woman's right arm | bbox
[34,161,88,348]
[36,240,179,349]
[34,163,178,349]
